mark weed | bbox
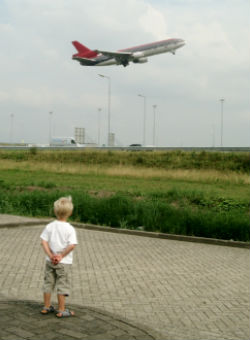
[119,218,129,229]
[0,180,11,190]
[37,181,57,189]
[29,147,38,156]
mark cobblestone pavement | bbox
[0,216,249,340]
[0,300,157,340]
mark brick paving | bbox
[0,215,249,340]
[0,300,156,340]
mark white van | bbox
[50,137,80,147]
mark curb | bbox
[0,217,249,249]
[72,222,250,249]
[0,220,52,229]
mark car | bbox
[129,144,142,147]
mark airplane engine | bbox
[132,51,145,58]
[133,57,148,64]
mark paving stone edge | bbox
[0,216,249,249]
[73,222,250,249]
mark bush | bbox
[0,190,249,241]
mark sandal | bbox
[56,309,75,318]
[40,305,55,314]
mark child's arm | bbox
[41,239,54,261]
[56,244,76,263]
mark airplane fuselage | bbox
[99,39,185,66]
[72,38,185,67]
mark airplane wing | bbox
[98,50,132,58]
[97,50,133,65]
[73,57,97,65]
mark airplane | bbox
[72,38,185,67]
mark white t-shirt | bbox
[40,220,78,264]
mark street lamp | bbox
[152,105,157,146]
[211,124,215,148]
[49,111,53,145]
[97,108,102,146]
[138,94,146,146]
[98,74,111,146]
[10,113,14,144]
[220,98,225,147]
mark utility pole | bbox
[152,105,157,146]
[10,113,14,143]
[98,108,102,146]
[98,74,111,146]
[220,98,225,147]
[49,111,53,145]
[138,94,146,146]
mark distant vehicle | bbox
[50,137,81,147]
[28,143,47,147]
[72,38,185,67]
[129,144,142,147]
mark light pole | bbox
[138,94,146,146]
[152,105,157,146]
[220,98,224,147]
[211,124,215,148]
[10,113,14,144]
[98,74,111,146]
[97,108,102,146]
[49,111,53,145]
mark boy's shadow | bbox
[0,300,157,340]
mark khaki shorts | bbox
[43,261,71,296]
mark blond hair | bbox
[54,196,73,219]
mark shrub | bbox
[0,190,248,241]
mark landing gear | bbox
[121,60,129,67]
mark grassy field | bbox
[0,148,249,172]
[0,149,249,241]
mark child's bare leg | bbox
[57,294,65,312]
[56,294,74,317]
[44,292,51,308]
[41,292,52,314]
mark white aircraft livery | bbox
[72,38,185,67]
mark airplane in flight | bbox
[72,38,185,67]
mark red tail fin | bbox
[72,41,91,54]
[72,41,98,58]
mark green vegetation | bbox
[0,149,249,172]
[0,149,249,241]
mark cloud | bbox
[0,0,249,146]
[139,4,168,40]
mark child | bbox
[40,196,78,317]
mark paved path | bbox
[0,215,249,340]
[0,300,156,340]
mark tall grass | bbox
[0,161,249,186]
[0,149,249,173]
[0,149,249,241]
[0,190,249,241]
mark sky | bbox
[0,0,249,147]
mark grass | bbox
[0,190,248,241]
[0,149,249,172]
[0,163,249,201]
[0,150,249,241]
[1,159,249,183]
